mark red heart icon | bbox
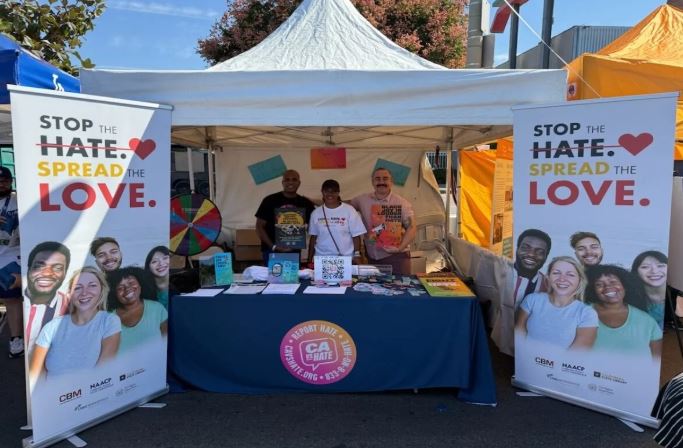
[128,138,156,160]
[618,133,653,156]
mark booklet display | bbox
[274,207,307,249]
[416,272,474,297]
[268,252,299,283]
[214,252,233,286]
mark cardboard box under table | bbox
[168,282,496,404]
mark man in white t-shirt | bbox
[308,179,366,264]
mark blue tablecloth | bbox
[169,286,496,405]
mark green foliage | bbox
[198,0,468,68]
[0,0,106,75]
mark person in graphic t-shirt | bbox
[308,179,366,265]
[255,170,315,264]
[349,167,416,275]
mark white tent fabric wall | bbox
[214,145,445,232]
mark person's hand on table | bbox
[383,246,401,254]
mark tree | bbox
[198,0,468,68]
[0,0,106,75]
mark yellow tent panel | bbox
[567,4,683,159]
[459,150,496,247]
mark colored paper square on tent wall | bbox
[310,147,347,169]
[374,159,410,186]
[248,155,287,185]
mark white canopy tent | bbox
[80,0,566,237]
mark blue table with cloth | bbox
[168,285,496,405]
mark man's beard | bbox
[514,260,542,279]
[27,281,61,301]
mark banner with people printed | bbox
[511,93,677,426]
[9,86,171,446]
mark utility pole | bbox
[540,0,555,68]
[508,3,520,68]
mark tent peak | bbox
[207,0,445,72]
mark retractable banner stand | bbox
[9,86,172,447]
[511,93,677,427]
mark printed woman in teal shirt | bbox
[108,266,167,354]
[585,265,662,359]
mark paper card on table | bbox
[214,252,233,286]
[182,288,225,297]
[198,256,216,287]
[248,155,287,185]
[268,252,300,283]
[303,285,347,295]
[310,147,347,169]
[224,284,267,294]
[262,283,301,295]
[373,159,410,186]
[314,255,352,285]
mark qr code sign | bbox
[322,258,345,280]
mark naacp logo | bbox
[90,377,113,393]
[561,363,586,377]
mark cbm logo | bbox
[534,357,554,368]
[59,389,81,403]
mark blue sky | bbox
[78,0,666,70]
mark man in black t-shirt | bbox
[255,170,315,264]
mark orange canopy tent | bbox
[566,3,683,160]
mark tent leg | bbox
[186,147,195,194]
[444,128,454,252]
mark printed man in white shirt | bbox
[24,241,71,359]
[492,228,551,355]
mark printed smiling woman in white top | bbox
[308,179,366,264]
[515,256,598,350]
[29,267,121,390]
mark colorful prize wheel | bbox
[170,193,222,256]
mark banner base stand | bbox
[512,377,660,429]
[22,386,169,448]
[67,435,87,447]
[516,391,542,397]
[138,402,166,409]
[617,418,645,433]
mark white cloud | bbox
[108,0,219,20]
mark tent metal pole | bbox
[204,126,217,200]
[207,147,215,200]
[186,147,195,193]
[444,128,454,252]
